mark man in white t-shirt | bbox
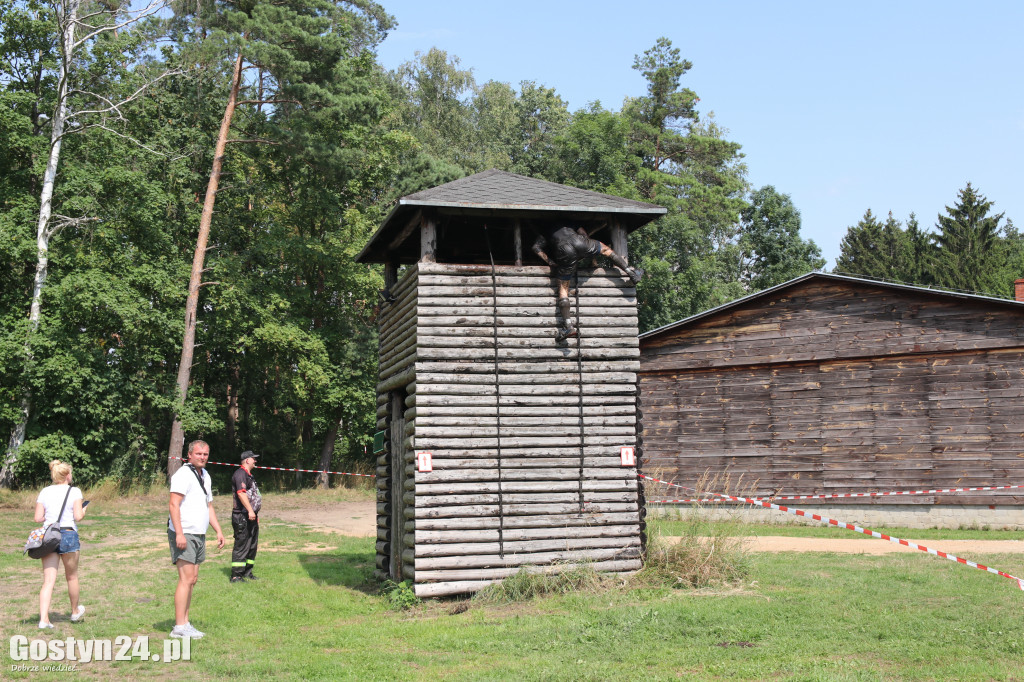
[168,440,224,639]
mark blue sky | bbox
[374,1,1024,268]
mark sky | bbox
[374,0,1024,268]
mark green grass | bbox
[648,514,1024,541]
[2,490,1023,680]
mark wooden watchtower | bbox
[358,170,666,597]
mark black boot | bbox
[555,298,577,343]
[555,323,578,344]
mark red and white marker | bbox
[416,451,433,473]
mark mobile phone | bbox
[82,501,90,507]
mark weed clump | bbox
[382,580,421,610]
[474,564,604,603]
[637,470,752,589]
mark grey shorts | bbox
[168,530,206,565]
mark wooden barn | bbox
[638,273,1024,526]
[358,170,666,597]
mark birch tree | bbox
[0,0,173,487]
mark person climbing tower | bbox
[531,225,643,342]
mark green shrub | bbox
[12,432,101,488]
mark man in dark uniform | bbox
[230,450,261,583]
[532,225,643,342]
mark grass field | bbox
[2,488,1023,681]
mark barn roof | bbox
[640,272,1024,341]
[357,169,666,263]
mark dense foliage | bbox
[835,183,1022,297]
[11,3,999,488]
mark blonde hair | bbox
[49,460,72,484]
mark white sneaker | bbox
[70,605,85,622]
[185,623,205,638]
[169,625,192,638]
[39,621,54,629]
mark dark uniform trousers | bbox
[231,511,259,579]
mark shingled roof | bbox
[357,169,666,263]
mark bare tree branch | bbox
[71,123,187,159]
[71,0,171,51]
[46,214,99,240]
[67,69,184,123]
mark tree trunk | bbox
[167,52,244,480]
[0,0,79,488]
[316,414,343,489]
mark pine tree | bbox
[932,183,1005,295]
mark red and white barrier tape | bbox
[647,482,1024,505]
[173,456,375,478]
[639,473,1024,590]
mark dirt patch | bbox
[260,502,376,537]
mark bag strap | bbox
[186,463,208,497]
[54,485,72,527]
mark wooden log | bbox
[416,347,640,362]
[413,394,636,407]
[414,558,641,590]
[421,218,437,262]
[412,435,635,449]
[414,371,636,385]
[417,324,639,338]
[416,284,635,298]
[414,360,641,374]
[378,365,416,394]
[413,535,639,558]
[417,295,635,308]
[414,479,638,496]
[416,524,639,544]
[413,467,637,483]
[416,315,638,328]
[412,545,641,570]
[412,404,635,417]
[410,501,639,519]
[387,209,422,252]
[408,425,634,439]
[418,334,638,349]
[414,415,636,428]
[408,491,637,507]
[412,511,640,531]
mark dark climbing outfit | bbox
[532,226,642,342]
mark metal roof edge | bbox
[397,198,667,214]
[639,271,1024,340]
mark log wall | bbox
[639,279,1024,505]
[375,262,644,596]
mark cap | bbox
[241,450,260,462]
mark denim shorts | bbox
[58,529,81,554]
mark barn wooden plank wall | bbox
[376,262,644,597]
[640,280,1024,505]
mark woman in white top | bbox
[34,459,88,629]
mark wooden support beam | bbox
[420,216,437,263]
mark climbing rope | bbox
[483,226,505,557]
[573,271,585,513]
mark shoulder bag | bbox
[25,486,72,559]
